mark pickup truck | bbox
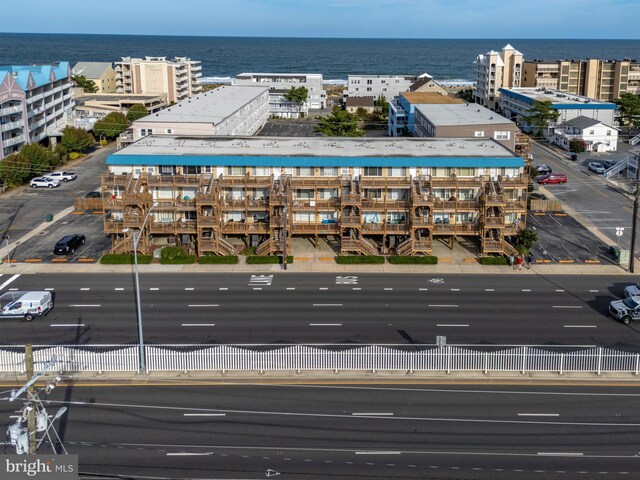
[609,295,640,324]
[47,171,77,182]
[0,291,53,321]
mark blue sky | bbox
[4,0,639,38]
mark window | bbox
[367,79,373,85]
[363,167,382,176]
[296,167,313,176]
[606,130,612,135]
[389,167,406,177]
[365,189,382,199]
[366,87,372,92]
[140,128,153,137]
[341,167,350,175]
[183,165,200,175]
[252,166,271,176]
[457,167,474,177]
[474,130,485,137]
[320,167,338,176]
[166,128,173,134]
[226,166,245,176]
[160,165,176,175]
[295,189,313,199]
[589,130,595,135]
[494,131,510,140]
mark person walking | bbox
[508,255,514,269]
[525,252,533,269]
[516,255,523,270]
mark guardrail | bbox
[1,344,638,375]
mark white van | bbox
[0,291,54,321]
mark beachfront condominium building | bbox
[101,136,527,258]
[232,73,326,114]
[127,86,269,144]
[73,93,168,131]
[413,103,519,151]
[522,58,640,101]
[72,62,116,93]
[474,44,524,110]
[114,57,202,103]
[0,62,74,160]
[499,87,617,138]
[347,73,448,100]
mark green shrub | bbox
[478,256,508,265]
[68,152,82,160]
[246,255,294,264]
[100,139,108,147]
[160,246,195,264]
[335,255,385,264]
[198,255,238,264]
[240,246,257,255]
[387,255,438,265]
[100,253,152,264]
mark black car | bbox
[53,234,86,255]
[85,191,102,198]
[535,164,552,175]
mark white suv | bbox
[30,177,61,189]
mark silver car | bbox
[588,162,605,174]
[30,176,61,189]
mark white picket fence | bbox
[0,344,639,375]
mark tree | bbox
[615,93,640,133]
[514,228,538,254]
[61,126,95,153]
[527,100,560,135]
[0,153,31,186]
[126,104,149,122]
[314,106,364,137]
[92,112,130,139]
[19,144,58,173]
[374,95,389,112]
[283,86,308,104]
[457,88,475,103]
[569,138,586,153]
[72,75,98,94]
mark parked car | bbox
[535,173,568,185]
[588,162,606,174]
[30,177,61,189]
[535,164,552,175]
[85,191,103,198]
[528,192,548,201]
[623,283,640,298]
[46,171,76,182]
[53,234,85,255]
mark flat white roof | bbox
[500,88,614,106]
[415,104,514,127]
[135,86,268,124]
[114,135,518,158]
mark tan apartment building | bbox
[474,44,524,110]
[101,136,528,258]
[72,62,116,93]
[114,56,202,103]
[522,58,640,101]
[414,104,520,151]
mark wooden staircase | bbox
[340,238,379,255]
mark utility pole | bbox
[25,344,36,454]
[282,204,288,271]
[630,160,640,273]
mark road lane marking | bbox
[384,288,393,291]
[351,412,393,416]
[182,323,216,327]
[356,451,401,455]
[553,306,583,309]
[485,288,494,292]
[555,289,565,292]
[419,288,429,291]
[80,288,90,291]
[589,289,599,293]
[69,304,100,307]
[310,323,342,326]
[187,304,219,307]
[0,274,20,290]
[184,288,194,291]
[564,325,597,328]
[44,288,55,291]
[319,287,328,290]
[518,413,559,417]
[149,288,159,291]
[219,287,228,291]
[522,289,531,292]
[253,287,262,290]
[537,452,583,457]
[114,288,124,291]
[8,288,17,291]
[437,324,468,327]
[166,452,212,456]
[429,304,458,308]
[312,304,343,307]
[51,324,86,327]
[450,288,460,292]
[352,287,361,291]
[286,287,296,290]
[183,413,226,417]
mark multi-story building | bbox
[72,62,116,93]
[388,92,465,137]
[413,104,519,151]
[114,57,202,103]
[348,73,448,100]
[522,58,640,101]
[499,87,617,132]
[0,62,74,160]
[127,86,269,143]
[474,44,524,110]
[101,136,528,258]
[550,115,619,152]
[232,73,325,113]
[73,93,167,131]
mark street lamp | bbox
[124,202,157,373]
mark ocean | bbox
[1,33,639,83]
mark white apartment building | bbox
[232,73,326,112]
[114,56,202,104]
[347,73,446,100]
[474,44,524,110]
[550,115,618,152]
[130,86,269,142]
[0,62,74,160]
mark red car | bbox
[535,173,567,184]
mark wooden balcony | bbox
[412,217,432,227]
[221,198,269,209]
[430,177,482,189]
[482,216,505,227]
[104,220,124,233]
[292,223,339,234]
[413,239,433,251]
[432,223,479,235]
[341,215,361,227]
[101,173,131,187]
[432,200,457,210]
[482,239,503,252]
[291,177,340,188]
[383,223,410,233]
[341,193,361,205]
[195,192,219,203]
[360,177,410,188]
[197,215,219,227]
[122,193,151,205]
[146,174,201,187]
[155,199,197,210]
[411,193,434,206]
[104,198,123,209]
[482,194,505,206]
[149,221,197,234]
[499,175,528,188]
[362,222,385,233]
[123,216,148,228]
[505,199,527,211]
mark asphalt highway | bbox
[5,384,639,479]
[1,273,640,347]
